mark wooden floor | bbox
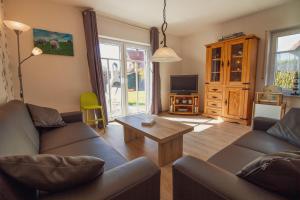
[96,114,250,200]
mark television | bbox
[170,75,198,94]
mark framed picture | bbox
[33,28,74,56]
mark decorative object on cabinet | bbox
[169,93,200,115]
[3,20,43,102]
[218,32,245,41]
[203,34,259,125]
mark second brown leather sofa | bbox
[172,117,298,200]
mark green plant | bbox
[274,71,296,89]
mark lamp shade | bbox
[32,47,43,56]
[152,47,182,62]
[3,20,30,32]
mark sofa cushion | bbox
[40,122,99,152]
[0,154,104,192]
[42,137,127,171]
[234,131,300,154]
[208,144,264,174]
[267,108,300,147]
[237,151,300,198]
[0,100,39,156]
[27,104,66,128]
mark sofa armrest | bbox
[252,117,278,131]
[173,156,287,200]
[60,111,82,123]
[40,157,160,200]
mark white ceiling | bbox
[49,0,291,36]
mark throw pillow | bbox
[27,104,66,128]
[0,154,105,192]
[236,151,300,198]
[267,108,300,147]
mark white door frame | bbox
[100,37,151,118]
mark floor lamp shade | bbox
[3,20,30,32]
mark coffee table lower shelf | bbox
[123,126,183,167]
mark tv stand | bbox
[169,93,200,115]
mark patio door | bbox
[100,38,151,120]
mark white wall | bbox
[98,16,182,111]
[4,0,182,112]
[5,0,91,112]
[181,0,300,111]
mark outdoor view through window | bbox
[270,29,300,93]
[100,39,150,120]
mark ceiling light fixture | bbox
[152,0,182,63]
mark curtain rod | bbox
[97,14,151,31]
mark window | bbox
[267,27,300,94]
[100,38,151,120]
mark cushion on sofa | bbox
[208,144,265,174]
[234,131,300,154]
[0,100,40,156]
[27,104,66,128]
[237,151,300,198]
[267,108,300,147]
[40,122,99,152]
[42,137,127,171]
[0,154,104,192]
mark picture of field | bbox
[33,28,74,56]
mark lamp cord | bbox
[161,0,168,47]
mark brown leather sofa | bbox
[173,117,298,200]
[0,100,160,200]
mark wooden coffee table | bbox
[115,114,193,166]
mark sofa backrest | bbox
[0,100,39,200]
[0,100,39,156]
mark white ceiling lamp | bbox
[152,0,182,63]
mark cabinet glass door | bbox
[227,41,246,84]
[208,45,224,84]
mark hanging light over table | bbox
[152,0,182,62]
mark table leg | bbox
[158,136,183,166]
[123,126,144,143]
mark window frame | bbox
[267,26,300,94]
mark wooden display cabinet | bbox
[203,34,259,125]
[169,93,200,115]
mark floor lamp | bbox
[3,20,43,102]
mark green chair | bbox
[80,92,106,129]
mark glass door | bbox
[226,40,246,85]
[100,41,124,120]
[100,38,151,120]
[207,44,224,84]
[125,45,150,114]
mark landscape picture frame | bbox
[33,28,74,56]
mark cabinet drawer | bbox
[207,93,222,100]
[207,101,222,108]
[207,108,222,116]
[208,86,222,93]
